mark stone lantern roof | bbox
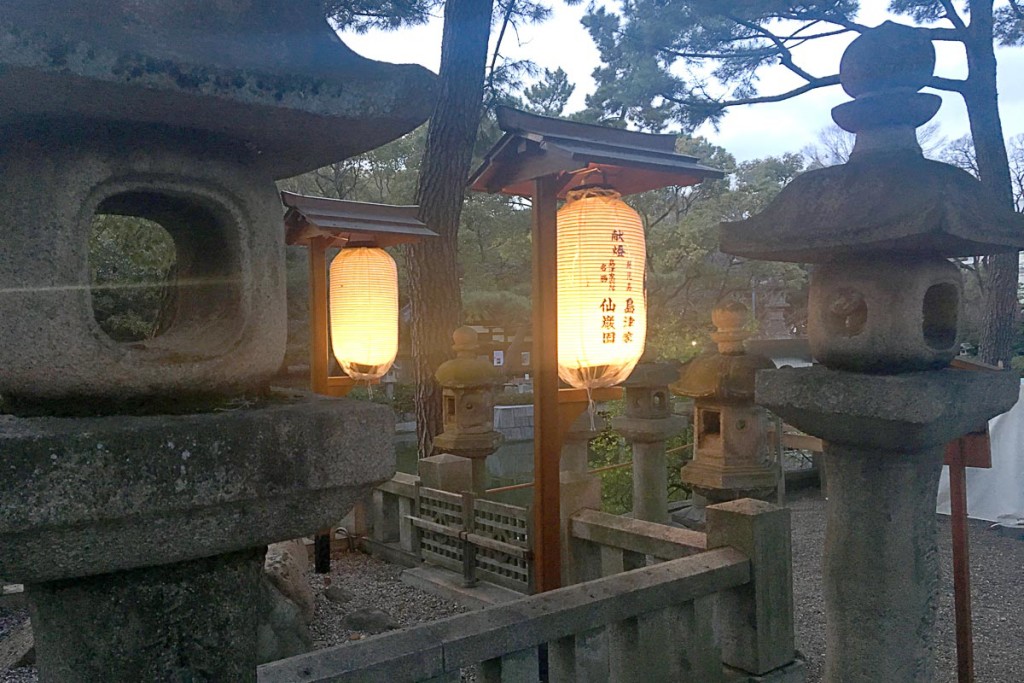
[435,327,503,388]
[0,0,437,179]
[720,22,1024,262]
[671,303,775,402]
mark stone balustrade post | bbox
[559,411,603,585]
[706,498,797,679]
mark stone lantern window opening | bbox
[444,395,457,426]
[89,210,176,343]
[923,282,959,350]
[699,408,722,444]
[85,185,247,362]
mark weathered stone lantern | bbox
[613,356,687,523]
[433,326,504,493]
[672,303,777,515]
[0,2,434,680]
[721,22,1024,682]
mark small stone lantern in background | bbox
[722,22,1024,682]
[671,302,777,523]
[433,326,504,494]
[613,356,687,524]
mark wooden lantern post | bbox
[945,356,999,683]
[468,107,724,591]
[282,191,437,572]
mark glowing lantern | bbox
[557,187,647,389]
[328,246,398,381]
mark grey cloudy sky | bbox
[341,1,1024,162]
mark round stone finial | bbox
[452,326,479,357]
[831,22,941,137]
[435,326,501,387]
[712,301,748,334]
[711,301,749,355]
[840,22,935,98]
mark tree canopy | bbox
[582,0,1024,364]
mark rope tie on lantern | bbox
[586,385,597,431]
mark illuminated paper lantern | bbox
[557,187,647,389]
[329,246,398,381]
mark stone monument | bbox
[672,302,778,519]
[433,326,504,494]
[0,2,435,680]
[721,22,1023,682]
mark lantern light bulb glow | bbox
[329,246,399,381]
[557,187,647,389]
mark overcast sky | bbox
[341,0,1024,163]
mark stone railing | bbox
[260,498,800,683]
[366,472,532,593]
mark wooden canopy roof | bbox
[468,107,725,198]
[282,191,437,248]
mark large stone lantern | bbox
[721,22,1024,682]
[0,2,435,680]
[671,302,777,511]
[433,326,504,493]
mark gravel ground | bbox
[790,488,1024,682]
[3,493,1022,681]
[307,551,467,647]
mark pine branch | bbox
[929,75,968,93]
[938,0,969,32]
[666,75,840,109]
[725,13,818,82]
[1009,0,1024,22]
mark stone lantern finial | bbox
[721,21,1022,265]
[832,22,940,157]
[711,301,749,355]
[452,325,481,357]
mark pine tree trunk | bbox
[963,1,1019,366]
[408,0,494,458]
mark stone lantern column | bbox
[719,22,1024,682]
[613,360,687,524]
[559,411,603,584]
[671,303,777,523]
[433,326,503,494]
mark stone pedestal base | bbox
[29,548,264,682]
[823,445,943,682]
[757,366,1020,683]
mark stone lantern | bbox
[671,303,777,515]
[0,2,435,680]
[721,22,1024,683]
[613,357,687,524]
[433,326,504,493]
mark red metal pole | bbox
[531,176,562,592]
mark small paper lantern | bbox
[329,246,398,381]
[557,187,647,389]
